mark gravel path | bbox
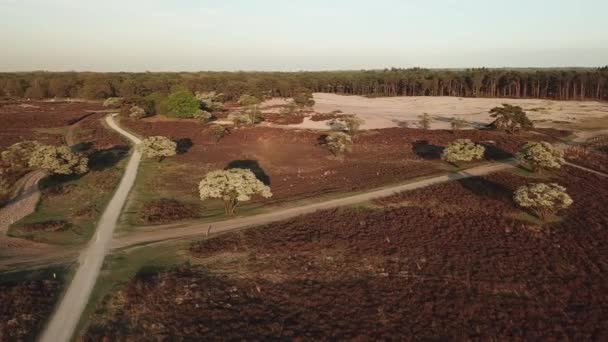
[39,115,142,342]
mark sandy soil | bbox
[261,94,608,130]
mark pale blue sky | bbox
[1,0,607,71]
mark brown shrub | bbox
[22,220,70,232]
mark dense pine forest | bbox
[1,67,607,101]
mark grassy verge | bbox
[7,156,128,245]
[7,116,132,246]
[73,242,187,340]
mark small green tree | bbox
[166,89,200,118]
[208,124,228,143]
[140,136,177,162]
[1,141,41,172]
[198,168,272,215]
[516,141,565,172]
[29,145,89,175]
[419,113,432,130]
[513,183,573,219]
[441,139,485,164]
[489,104,533,133]
[325,132,352,156]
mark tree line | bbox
[1,67,607,101]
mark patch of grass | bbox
[118,159,272,232]
[0,264,72,285]
[75,242,187,339]
[32,127,69,136]
[8,155,129,246]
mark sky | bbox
[1,0,607,71]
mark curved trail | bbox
[39,115,141,342]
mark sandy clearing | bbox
[265,93,608,130]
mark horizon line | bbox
[1,66,606,74]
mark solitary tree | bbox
[140,136,177,162]
[166,89,200,118]
[516,141,565,172]
[1,141,41,172]
[513,183,573,219]
[29,145,89,175]
[489,104,533,133]
[198,168,272,215]
[208,124,228,143]
[325,132,352,156]
[419,113,432,130]
[441,139,485,164]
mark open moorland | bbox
[0,101,104,150]
[0,266,69,341]
[0,84,607,341]
[119,115,566,227]
[84,165,608,340]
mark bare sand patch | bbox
[264,93,608,131]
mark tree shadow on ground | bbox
[71,142,93,153]
[457,176,513,204]
[412,140,443,160]
[88,145,130,171]
[480,143,513,161]
[175,138,193,155]
[225,160,271,185]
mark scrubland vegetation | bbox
[1,72,607,341]
[85,164,608,340]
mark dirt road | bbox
[39,115,141,342]
[113,161,518,249]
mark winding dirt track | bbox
[39,115,141,342]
